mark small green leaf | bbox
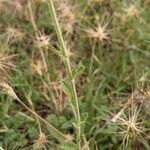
[61,80,73,101]
[72,65,85,79]
[48,44,66,58]
[72,122,78,128]
[80,113,88,133]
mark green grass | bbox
[0,0,150,149]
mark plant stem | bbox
[27,0,48,72]
[48,0,81,149]
[15,96,71,143]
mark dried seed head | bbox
[55,0,77,34]
[132,90,148,104]
[0,54,16,78]
[86,25,109,42]
[0,82,18,99]
[130,90,150,111]
[125,5,141,18]
[35,34,50,48]
[65,133,74,142]
[34,132,47,149]
[0,54,16,97]
[7,0,23,13]
[0,1,6,13]
[112,107,145,149]
[85,19,113,44]
[30,59,43,76]
[6,27,24,43]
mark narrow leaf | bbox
[48,44,66,58]
[72,65,85,79]
[61,80,73,101]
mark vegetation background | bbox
[0,0,150,149]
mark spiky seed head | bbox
[65,133,74,142]
[0,51,17,100]
[7,0,23,13]
[0,54,16,76]
[131,90,150,115]
[30,60,43,76]
[112,107,145,149]
[55,0,77,34]
[132,90,147,103]
[35,132,47,149]
[86,21,112,44]
[35,34,50,48]
[6,27,24,43]
[87,26,107,42]
[124,5,141,18]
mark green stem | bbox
[48,0,81,149]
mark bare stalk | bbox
[0,82,71,143]
[48,0,81,149]
[24,93,42,134]
[27,0,48,72]
[15,96,71,142]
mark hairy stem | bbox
[48,0,81,149]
